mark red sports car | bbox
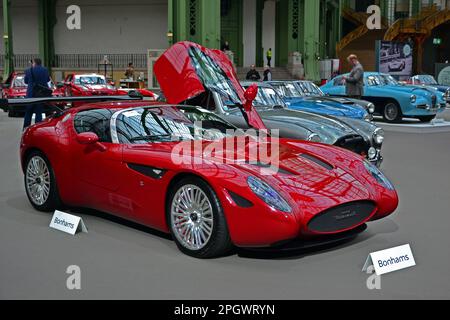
[63,73,119,97]
[1,72,65,117]
[18,96,398,258]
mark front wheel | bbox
[167,177,232,258]
[24,151,62,212]
[418,115,436,123]
[383,101,402,123]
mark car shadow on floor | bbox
[6,194,399,261]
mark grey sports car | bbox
[230,82,384,166]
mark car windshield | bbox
[13,75,26,88]
[114,106,238,144]
[296,81,324,96]
[380,74,398,85]
[248,87,286,108]
[188,46,242,106]
[418,75,438,85]
[271,83,302,97]
[75,76,106,85]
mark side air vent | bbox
[300,154,333,170]
[128,163,166,179]
[228,190,254,208]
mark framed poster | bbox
[376,41,413,79]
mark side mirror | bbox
[244,84,258,104]
[76,132,99,145]
[76,132,107,151]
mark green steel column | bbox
[276,0,304,67]
[198,0,220,49]
[303,0,320,81]
[255,0,264,67]
[38,0,56,71]
[2,0,14,79]
[380,0,388,20]
[168,0,188,45]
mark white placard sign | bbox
[49,210,88,235]
[362,244,416,275]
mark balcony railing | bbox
[0,53,148,70]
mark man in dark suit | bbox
[23,58,50,129]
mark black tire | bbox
[383,101,402,123]
[166,176,233,258]
[24,150,62,212]
[418,115,436,123]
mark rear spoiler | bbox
[0,94,144,112]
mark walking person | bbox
[23,58,51,129]
[246,65,261,81]
[343,54,364,99]
[266,48,272,68]
[263,66,272,81]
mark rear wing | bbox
[0,94,144,112]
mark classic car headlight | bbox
[445,89,450,99]
[247,176,292,213]
[364,161,394,190]
[364,113,371,122]
[410,95,417,103]
[307,133,322,143]
[368,103,375,114]
[373,128,384,145]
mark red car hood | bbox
[154,41,266,129]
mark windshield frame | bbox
[110,105,239,144]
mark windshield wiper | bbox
[130,134,176,142]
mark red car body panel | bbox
[20,101,398,247]
[1,72,64,99]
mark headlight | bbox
[445,89,450,99]
[368,103,375,114]
[247,176,292,213]
[373,128,384,145]
[307,133,322,143]
[364,161,394,190]
[364,113,371,122]
[410,95,416,103]
[368,147,377,161]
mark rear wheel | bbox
[418,115,436,123]
[383,101,402,123]
[167,177,232,258]
[24,151,62,212]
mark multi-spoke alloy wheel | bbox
[167,177,232,258]
[171,185,213,250]
[26,156,51,206]
[24,151,61,212]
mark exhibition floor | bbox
[1,111,450,300]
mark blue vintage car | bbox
[408,75,450,105]
[266,80,371,121]
[321,72,447,123]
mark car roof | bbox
[240,81,275,89]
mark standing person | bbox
[221,41,230,52]
[266,48,272,68]
[263,66,272,81]
[125,62,135,80]
[343,54,364,99]
[23,58,51,129]
[246,65,261,81]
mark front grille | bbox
[431,95,437,107]
[308,201,376,233]
[335,135,369,156]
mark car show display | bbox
[322,72,447,122]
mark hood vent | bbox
[300,154,333,170]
